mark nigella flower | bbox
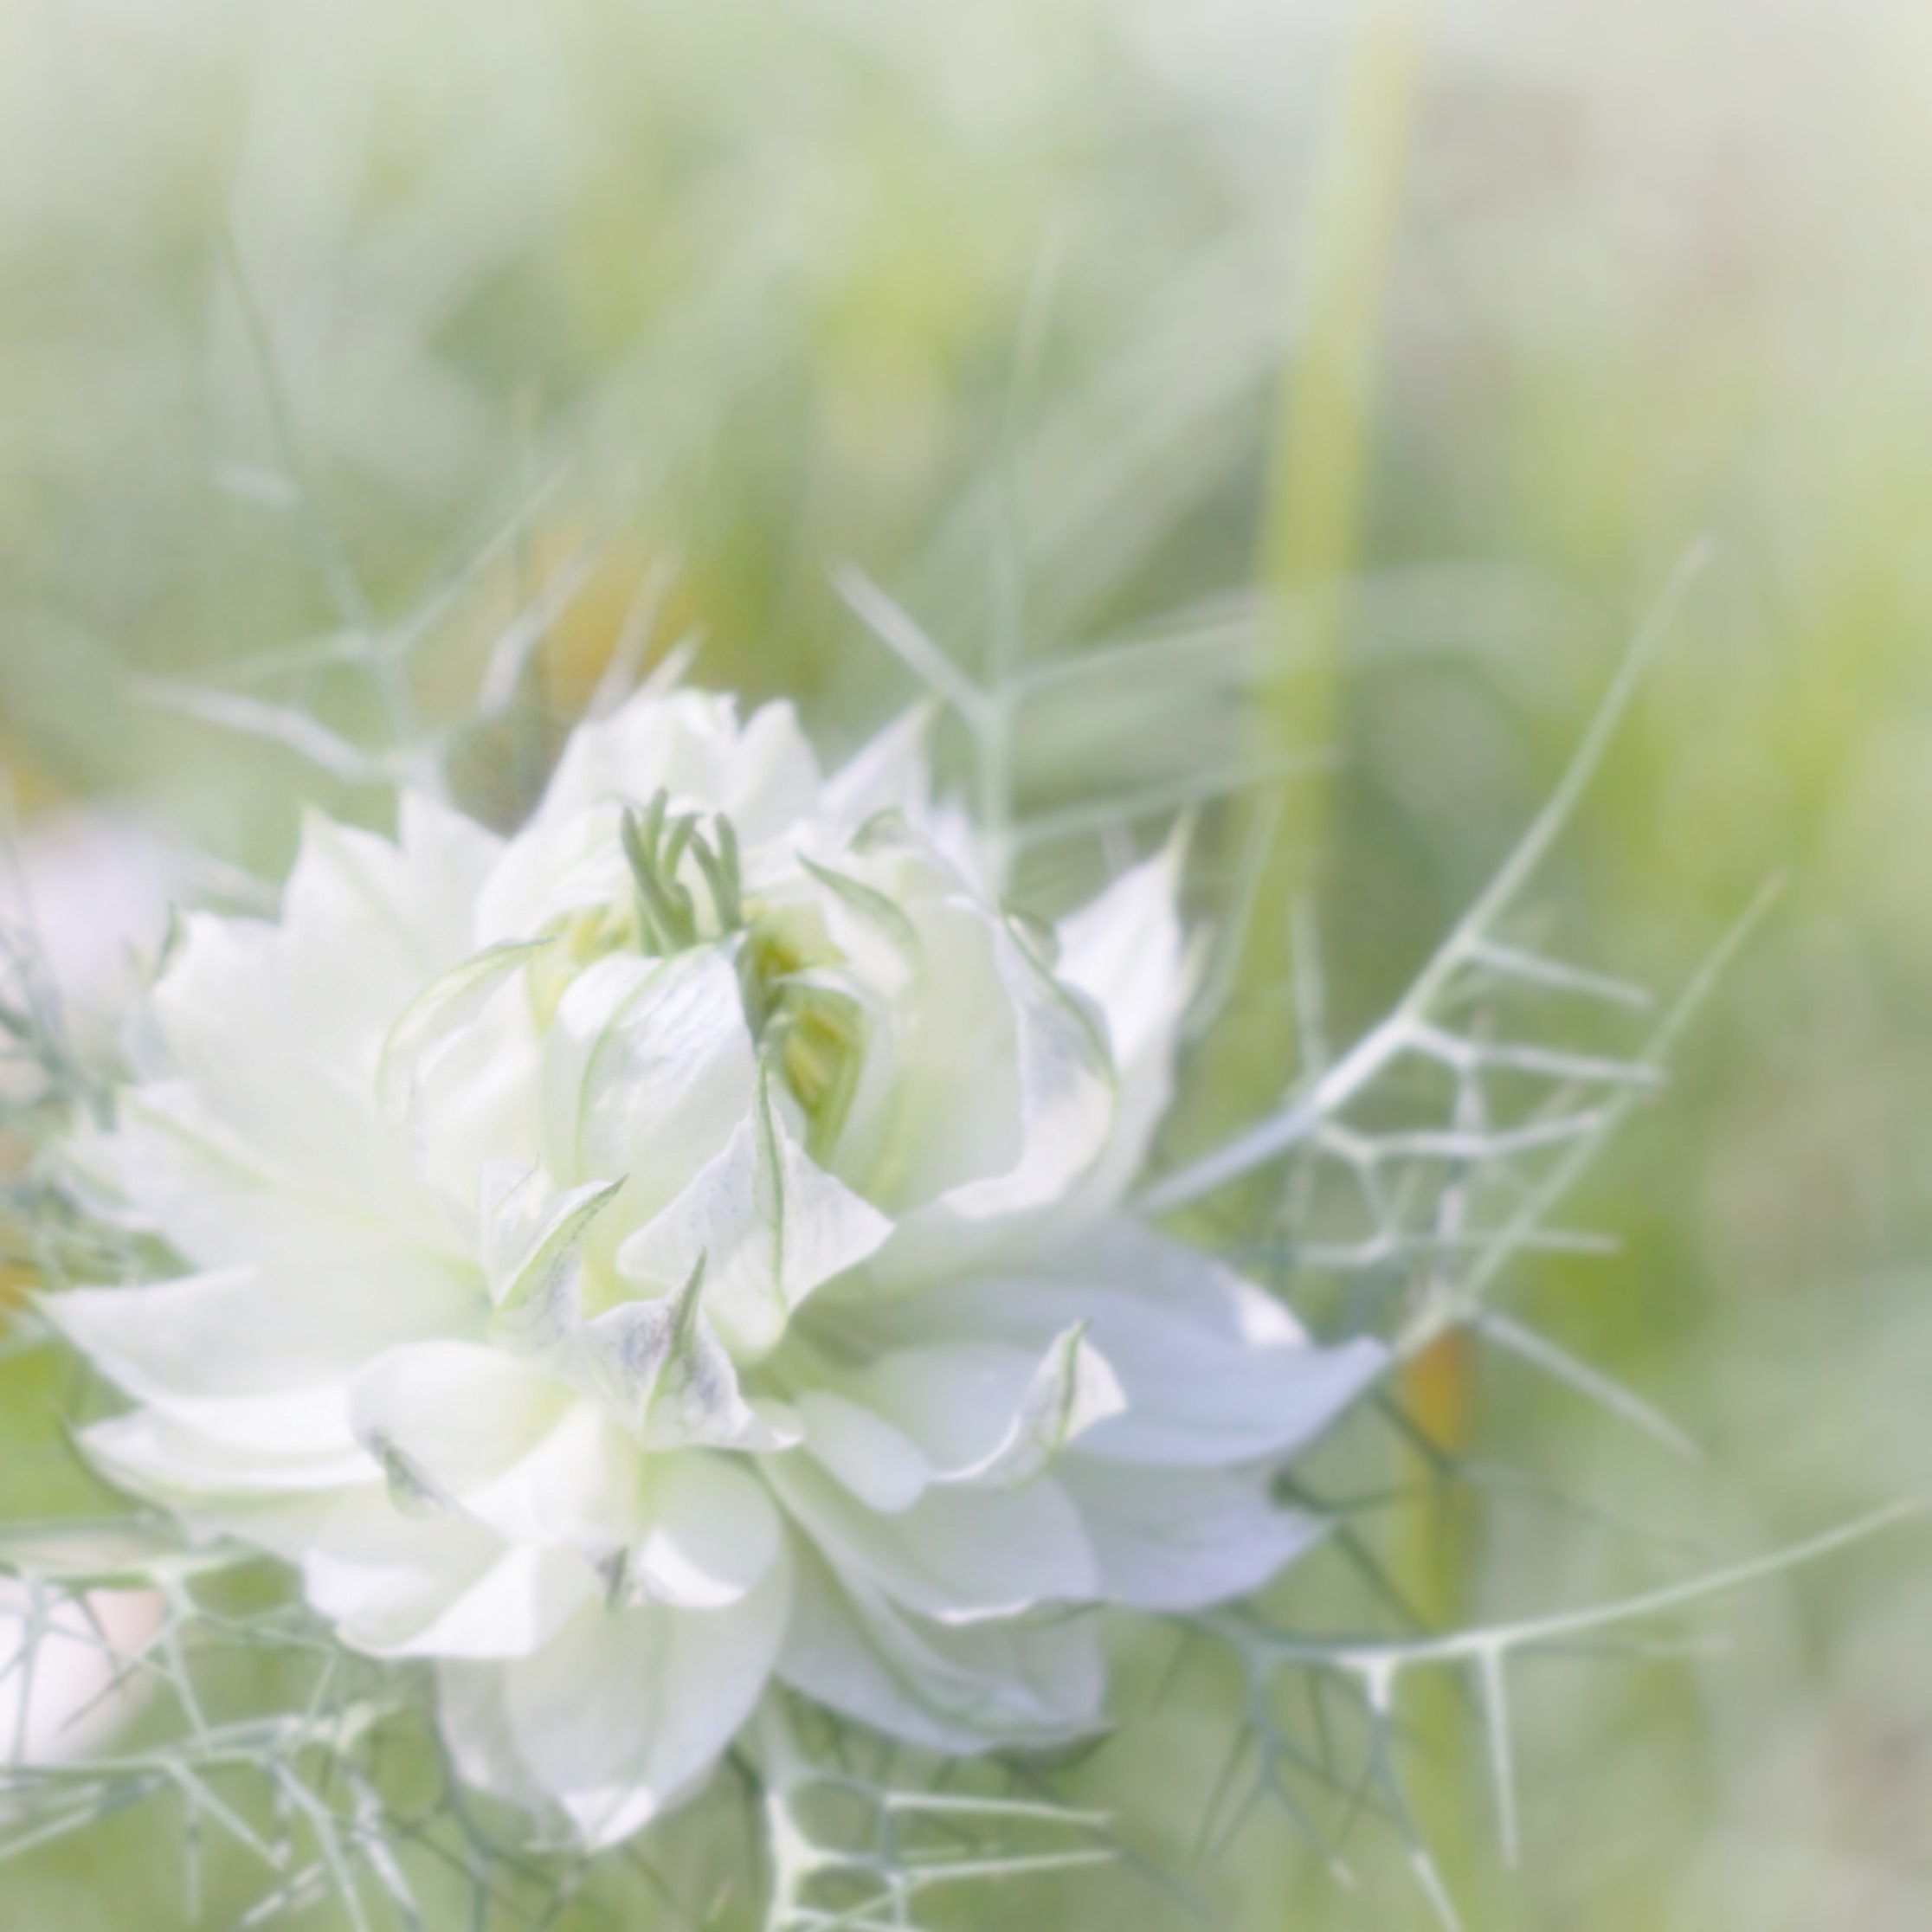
[47,690,1381,1848]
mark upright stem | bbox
[1180,3,1420,1190]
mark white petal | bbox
[390,792,510,962]
[621,1453,782,1609]
[478,692,822,941]
[351,1544,598,1662]
[347,1343,642,1555]
[208,1483,600,1662]
[820,704,937,834]
[971,1324,1127,1486]
[828,888,1022,1211]
[148,912,380,1198]
[480,1169,625,1313]
[539,948,756,1259]
[568,1273,791,1452]
[764,1455,1096,1624]
[79,1411,374,1495]
[72,1077,465,1293]
[867,905,1116,1282]
[461,1404,643,1556]
[777,1542,1104,1755]
[475,802,633,943]
[879,1223,1386,1469]
[145,802,497,1220]
[1048,839,1199,1227]
[825,1327,1124,1494]
[282,798,501,994]
[1054,839,1189,1065]
[335,1541,596,1662]
[46,1267,479,1454]
[1059,1462,1326,1611]
[615,1073,892,1359]
[437,1550,790,1849]
[349,1340,564,1493]
[927,918,1115,1222]
[377,943,544,1224]
[794,1392,931,1514]
[545,691,822,844]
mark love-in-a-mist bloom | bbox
[50,690,1381,1847]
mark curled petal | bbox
[808,1325,1124,1503]
[615,1072,892,1359]
[481,1168,626,1315]
[574,1266,793,1452]
[876,1222,1386,1470]
[348,1341,641,1555]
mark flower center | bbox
[595,794,873,1163]
[620,790,743,955]
[738,919,869,1163]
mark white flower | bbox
[47,689,1381,1848]
[0,1582,163,1768]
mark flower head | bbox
[50,689,1381,1847]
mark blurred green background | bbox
[4,0,1932,1926]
